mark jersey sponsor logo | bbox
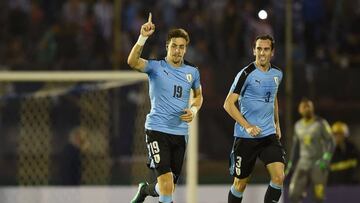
[186,74,193,83]
[274,77,279,86]
[255,79,261,85]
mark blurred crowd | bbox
[0,0,359,70]
[0,0,359,96]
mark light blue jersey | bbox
[229,62,282,138]
[143,59,201,136]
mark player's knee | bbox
[157,172,174,195]
[271,173,285,185]
[233,178,247,192]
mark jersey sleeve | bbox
[143,60,156,75]
[279,71,283,85]
[192,68,201,89]
[229,70,248,95]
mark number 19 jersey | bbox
[143,59,201,136]
[228,62,283,138]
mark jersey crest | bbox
[186,74,193,83]
[274,76,279,86]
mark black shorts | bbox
[229,134,285,179]
[145,129,186,183]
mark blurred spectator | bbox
[94,0,113,42]
[58,126,90,185]
[302,0,325,62]
[337,14,360,69]
[329,121,360,185]
[8,0,31,12]
[36,24,59,69]
[4,37,27,70]
[62,0,87,27]
[7,0,30,38]
[56,22,80,70]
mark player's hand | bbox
[180,108,194,123]
[315,152,332,170]
[140,13,155,37]
[315,159,329,170]
[245,125,261,137]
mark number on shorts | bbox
[149,141,160,163]
[149,141,160,154]
[235,156,242,176]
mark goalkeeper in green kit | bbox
[285,98,335,203]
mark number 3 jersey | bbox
[143,59,201,136]
[229,62,283,138]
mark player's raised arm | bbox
[127,13,156,72]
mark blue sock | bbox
[228,185,243,203]
[159,194,172,203]
[230,185,243,198]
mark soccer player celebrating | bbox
[224,35,285,203]
[127,13,203,203]
[286,98,335,203]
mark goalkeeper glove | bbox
[315,152,332,170]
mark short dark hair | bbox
[166,28,190,46]
[299,97,315,107]
[254,34,275,50]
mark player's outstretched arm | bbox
[223,92,261,137]
[127,13,155,72]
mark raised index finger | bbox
[148,12,152,23]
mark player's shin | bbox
[264,181,282,203]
